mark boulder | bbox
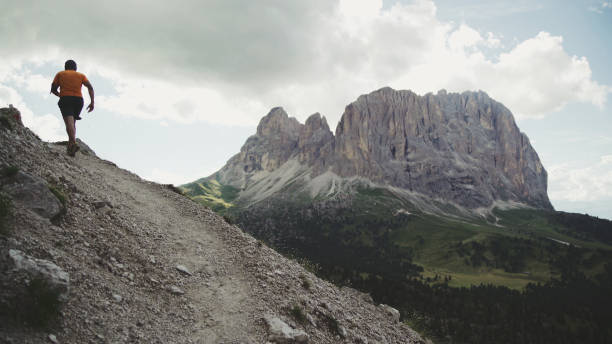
[263,315,308,343]
[9,249,70,302]
[379,304,400,323]
[0,105,23,127]
[1,171,63,219]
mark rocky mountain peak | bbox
[303,112,329,132]
[332,87,551,210]
[298,113,334,171]
[256,107,302,140]
[212,87,552,212]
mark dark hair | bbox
[64,60,77,71]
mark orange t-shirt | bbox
[52,70,89,98]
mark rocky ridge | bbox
[0,106,423,343]
[213,87,551,213]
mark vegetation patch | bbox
[181,178,240,213]
[48,185,67,208]
[322,313,341,336]
[299,273,312,290]
[289,304,307,324]
[48,185,68,222]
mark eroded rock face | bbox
[298,113,334,174]
[333,87,551,209]
[214,87,552,210]
[216,108,333,187]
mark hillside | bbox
[0,106,423,343]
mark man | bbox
[50,59,94,156]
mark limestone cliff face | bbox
[216,107,334,188]
[214,87,552,210]
[333,87,551,209]
[297,113,334,173]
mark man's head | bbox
[64,60,77,71]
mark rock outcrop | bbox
[1,171,63,220]
[264,315,309,343]
[0,105,23,128]
[213,87,552,211]
[8,249,70,302]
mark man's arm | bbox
[50,83,60,97]
[84,80,95,112]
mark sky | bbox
[0,0,610,219]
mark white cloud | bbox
[485,32,502,48]
[589,1,612,13]
[485,32,610,118]
[8,70,51,95]
[548,155,612,202]
[448,24,482,51]
[602,155,612,164]
[96,74,266,126]
[0,0,608,127]
[339,0,382,20]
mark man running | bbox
[50,59,94,156]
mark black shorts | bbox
[58,96,84,120]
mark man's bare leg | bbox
[63,115,80,156]
[63,115,76,144]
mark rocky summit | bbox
[211,87,551,215]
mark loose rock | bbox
[176,265,192,276]
[48,334,58,343]
[9,249,70,301]
[168,286,185,295]
[264,315,308,343]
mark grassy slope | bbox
[184,179,612,290]
[181,176,239,213]
[391,208,612,289]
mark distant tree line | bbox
[548,211,612,244]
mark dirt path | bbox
[54,146,262,343]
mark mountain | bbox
[0,106,423,343]
[201,87,551,216]
[182,88,605,288]
[183,88,612,343]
